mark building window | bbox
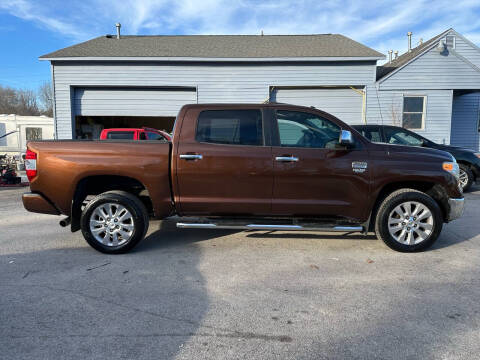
[445,35,455,49]
[26,127,43,141]
[402,96,426,130]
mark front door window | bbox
[276,110,340,149]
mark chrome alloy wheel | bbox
[387,201,434,245]
[459,168,469,189]
[89,203,134,247]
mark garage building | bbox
[39,34,384,139]
[41,29,480,151]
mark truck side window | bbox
[384,128,423,146]
[196,110,263,146]
[146,131,166,141]
[358,128,381,142]
[106,131,135,140]
[276,110,340,149]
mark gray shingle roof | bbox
[40,34,384,59]
[376,29,450,80]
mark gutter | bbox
[39,56,385,62]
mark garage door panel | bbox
[74,87,196,117]
[273,88,363,124]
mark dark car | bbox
[353,125,480,191]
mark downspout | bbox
[51,63,58,139]
[349,86,367,124]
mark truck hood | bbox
[369,142,454,162]
[430,143,476,154]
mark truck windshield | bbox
[106,131,135,140]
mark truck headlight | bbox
[443,161,460,179]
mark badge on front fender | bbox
[352,161,368,173]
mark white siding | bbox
[52,61,376,138]
[74,87,196,117]
[378,45,480,90]
[272,87,364,124]
[366,86,453,145]
[369,30,480,146]
[455,35,480,69]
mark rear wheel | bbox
[459,164,473,192]
[80,191,149,254]
[375,189,443,252]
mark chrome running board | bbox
[176,223,363,232]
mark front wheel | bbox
[80,191,149,254]
[375,189,443,252]
[459,164,473,192]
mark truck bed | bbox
[27,140,173,218]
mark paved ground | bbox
[1,186,480,359]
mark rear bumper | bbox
[447,197,465,222]
[22,192,60,215]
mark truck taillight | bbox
[25,149,37,181]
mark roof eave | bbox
[376,28,454,83]
[39,55,385,62]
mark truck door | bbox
[175,108,273,216]
[270,109,370,222]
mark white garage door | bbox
[73,87,197,117]
[272,87,364,124]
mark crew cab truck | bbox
[22,103,465,254]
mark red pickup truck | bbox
[22,103,464,253]
[100,127,171,141]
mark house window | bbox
[26,127,42,141]
[445,35,455,49]
[402,96,426,130]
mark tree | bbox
[0,85,40,116]
[0,86,18,114]
[0,82,54,117]
[17,88,40,115]
[38,81,54,117]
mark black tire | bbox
[80,190,149,254]
[375,189,443,252]
[459,164,474,192]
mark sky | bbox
[1,0,480,90]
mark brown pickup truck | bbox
[23,103,464,253]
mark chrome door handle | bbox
[180,154,203,160]
[275,156,299,162]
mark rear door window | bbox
[196,110,263,146]
[106,131,135,140]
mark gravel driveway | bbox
[1,186,479,359]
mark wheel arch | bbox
[457,161,476,181]
[368,181,448,232]
[71,175,152,232]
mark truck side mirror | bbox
[339,130,354,146]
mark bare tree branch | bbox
[38,81,54,117]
